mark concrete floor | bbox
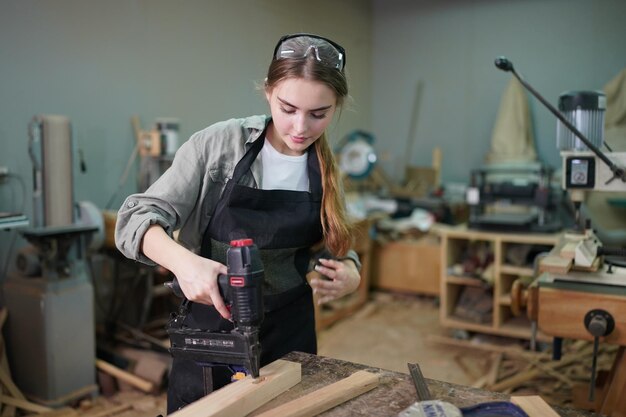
[317,291,494,386]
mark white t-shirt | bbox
[260,139,309,191]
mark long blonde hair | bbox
[265,38,353,256]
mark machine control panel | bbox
[565,156,595,189]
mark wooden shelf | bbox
[440,317,493,333]
[499,294,512,305]
[445,275,488,287]
[439,224,559,341]
[500,265,534,276]
[501,316,551,342]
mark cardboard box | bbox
[371,236,440,295]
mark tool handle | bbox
[164,274,230,303]
[163,277,184,298]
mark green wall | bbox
[0,0,372,278]
[371,0,626,183]
[3,0,626,279]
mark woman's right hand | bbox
[174,253,231,319]
[141,225,231,319]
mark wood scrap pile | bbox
[0,308,59,417]
[54,391,165,417]
[0,305,170,416]
[428,334,618,410]
[96,343,171,397]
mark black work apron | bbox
[167,131,323,413]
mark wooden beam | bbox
[38,408,80,417]
[95,359,154,393]
[600,347,626,416]
[255,370,379,417]
[0,308,17,417]
[0,394,53,414]
[487,353,503,386]
[170,359,301,417]
[83,404,131,417]
[511,395,559,417]
[0,367,25,401]
[489,345,592,392]
[426,334,543,358]
[538,254,572,275]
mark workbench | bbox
[252,351,601,417]
[535,249,626,415]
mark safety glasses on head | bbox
[273,33,346,71]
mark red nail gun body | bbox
[165,238,264,378]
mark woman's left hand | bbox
[310,258,361,305]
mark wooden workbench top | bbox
[252,351,601,417]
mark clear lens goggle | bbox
[273,33,346,71]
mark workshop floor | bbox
[318,291,491,386]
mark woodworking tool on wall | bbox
[165,238,264,378]
[399,363,530,417]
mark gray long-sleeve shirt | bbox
[115,114,360,269]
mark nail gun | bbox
[165,238,264,379]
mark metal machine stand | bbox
[3,225,98,406]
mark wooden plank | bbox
[487,352,503,386]
[170,359,301,417]
[255,370,379,417]
[0,368,25,400]
[95,359,154,393]
[426,334,542,358]
[538,254,572,275]
[0,309,17,417]
[38,407,80,417]
[84,404,132,417]
[490,345,592,392]
[511,395,559,417]
[601,347,626,416]
[0,394,52,414]
[559,241,578,260]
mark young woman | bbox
[115,33,361,413]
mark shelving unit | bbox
[438,224,559,340]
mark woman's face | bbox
[265,77,337,156]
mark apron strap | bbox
[233,133,266,184]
